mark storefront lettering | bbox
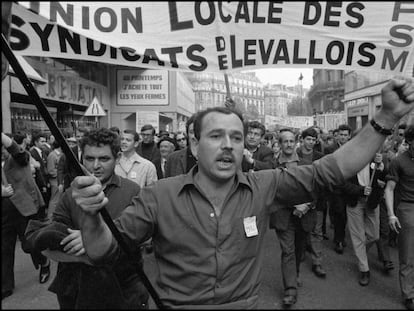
[46,72,102,106]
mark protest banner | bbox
[11,2,414,76]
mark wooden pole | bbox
[1,34,165,309]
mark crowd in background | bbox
[2,113,413,310]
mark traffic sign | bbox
[84,96,106,116]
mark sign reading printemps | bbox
[117,69,169,106]
[136,111,159,134]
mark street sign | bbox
[84,96,106,116]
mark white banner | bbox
[12,2,414,76]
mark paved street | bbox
[2,223,405,310]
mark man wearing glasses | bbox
[241,121,273,172]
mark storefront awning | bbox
[9,55,47,84]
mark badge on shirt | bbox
[243,216,258,237]
[131,172,137,179]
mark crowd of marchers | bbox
[2,77,414,310]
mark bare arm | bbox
[334,77,414,180]
[384,179,401,233]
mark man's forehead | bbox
[122,133,134,139]
[280,131,295,139]
[83,144,113,155]
[203,112,243,128]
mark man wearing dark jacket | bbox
[36,128,148,309]
[324,124,353,254]
[2,132,50,300]
[164,113,198,177]
[29,132,50,217]
[136,124,161,165]
[241,120,273,172]
[296,127,327,279]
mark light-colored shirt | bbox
[115,152,157,188]
[97,154,344,308]
[47,149,61,179]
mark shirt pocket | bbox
[235,214,263,260]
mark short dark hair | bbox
[333,129,339,135]
[51,140,60,149]
[301,127,318,139]
[264,133,275,141]
[247,121,266,137]
[80,128,120,158]
[109,126,120,135]
[123,129,140,142]
[398,123,407,130]
[405,124,414,141]
[186,112,199,136]
[32,131,46,143]
[337,124,352,135]
[140,124,156,135]
[193,107,244,140]
[13,132,27,144]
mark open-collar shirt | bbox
[97,154,344,308]
[115,152,157,188]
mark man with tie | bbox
[154,136,177,179]
[29,132,50,218]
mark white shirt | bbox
[115,152,157,188]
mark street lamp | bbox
[299,73,303,114]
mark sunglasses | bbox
[177,138,186,142]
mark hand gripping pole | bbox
[1,34,166,309]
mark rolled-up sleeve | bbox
[385,157,400,183]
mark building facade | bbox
[2,56,196,136]
[344,70,413,131]
[308,69,345,114]
[185,71,265,122]
[4,56,110,136]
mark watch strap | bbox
[370,119,393,136]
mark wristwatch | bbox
[370,119,393,136]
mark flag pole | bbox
[224,73,235,108]
[1,34,165,309]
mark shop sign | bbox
[348,104,369,117]
[346,97,369,107]
[10,68,106,107]
[117,69,169,106]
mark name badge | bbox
[243,216,258,237]
[131,172,137,179]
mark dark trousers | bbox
[396,202,414,300]
[1,198,48,293]
[329,194,347,244]
[275,215,306,296]
[376,200,392,262]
